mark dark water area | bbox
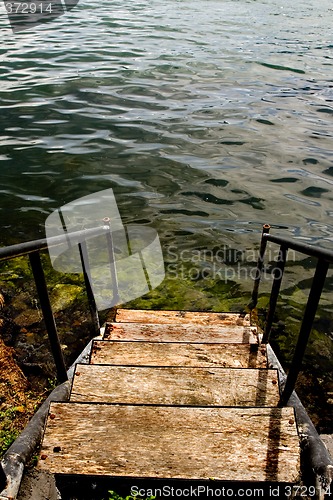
[0,0,333,430]
[0,0,333,245]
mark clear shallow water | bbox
[1,0,333,304]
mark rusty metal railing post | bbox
[28,252,68,383]
[279,258,329,406]
[103,217,120,305]
[262,244,288,344]
[248,223,270,310]
[78,241,100,336]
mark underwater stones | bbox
[50,284,82,314]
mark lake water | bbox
[1,0,333,428]
[1,0,333,246]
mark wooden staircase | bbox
[37,309,301,498]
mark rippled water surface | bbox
[1,0,333,247]
[1,0,333,429]
[1,1,333,304]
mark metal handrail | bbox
[2,222,330,405]
[0,226,108,261]
[263,233,333,262]
[0,226,108,383]
[250,224,332,406]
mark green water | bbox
[0,0,333,430]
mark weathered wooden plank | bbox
[116,309,251,326]
[91,340,267,368]
[38,403,300,483]
[70,365,279,406]
[104,323,258,344]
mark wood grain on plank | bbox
[38,403,300,483]
[115,309,251,326]
[70,365,279,406]
[91,340,267,368]
[104,323,258,344]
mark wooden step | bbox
[70,365,279,406]
[115,309,251,326]
[38,403,300,483]
[91,340,267,368]
[104,322,258,344]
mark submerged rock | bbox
[50,284,82,313]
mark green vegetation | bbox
[0,428,19,455]
[0,407,21,454]
[126,259,250,313]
